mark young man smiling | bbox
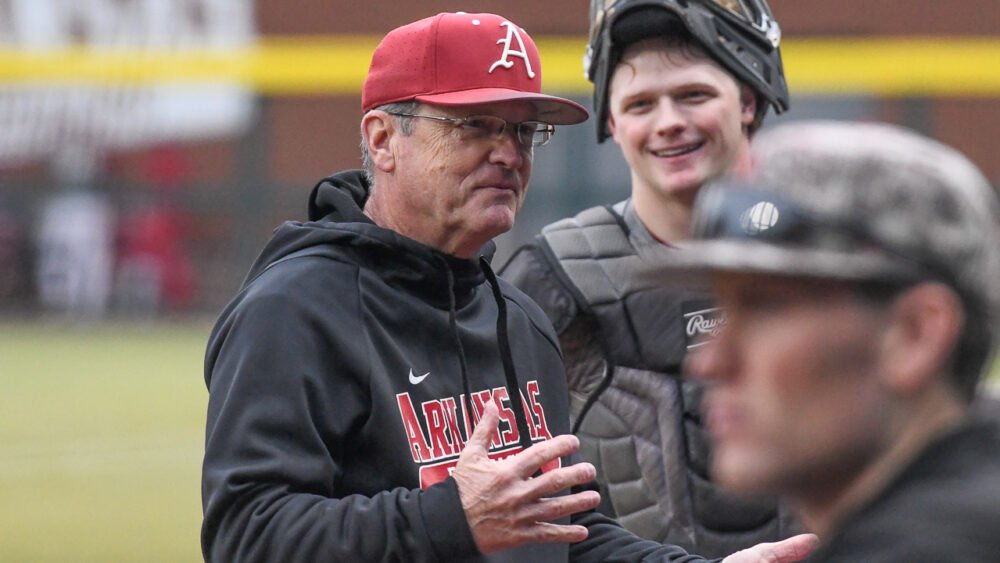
[607,34,759,238]
[501,0,794,557]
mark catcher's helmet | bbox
[585,0,790,142]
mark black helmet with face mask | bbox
[585,0,790,142]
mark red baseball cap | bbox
[362,12,589,125]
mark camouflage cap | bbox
[676,120,1000,334]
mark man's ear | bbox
[606,112,618,140]
[739,86,757,128]
[879,282,964,395]
[362,111,396,174]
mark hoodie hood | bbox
[242,169,495,309]
[307,169,370,223]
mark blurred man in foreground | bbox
[682,120,1000,561]
[201,10,817,562]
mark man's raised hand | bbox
[452,401,601,554]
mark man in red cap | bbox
[201,12,816,562]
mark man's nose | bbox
[489,129,528,168]
[684,336,734,383]
[654,100,686,136]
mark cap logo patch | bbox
[489,21,536,79]
[740,201,780,235]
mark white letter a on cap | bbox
[489,21,536,78]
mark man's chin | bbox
[711,448,778,494]
[655,175,706,205]
[476,208,518,239]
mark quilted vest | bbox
[540,205,790,558]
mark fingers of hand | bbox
[457,434,600,553]
[514,521,589,546]
[474,519,590,554]
[722,533,820,563]
[768,533,821,562]
[456,440,592,512]
[465,401,501,455]
[473,442,595,512]
[523,490,601,524]
[527,462,597,499]
[512,434,580,479]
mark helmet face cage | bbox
[586,0,790,142]
[712,0,777,39]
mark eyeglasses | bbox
[385,112,556,148]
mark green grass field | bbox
[1,321,212,562]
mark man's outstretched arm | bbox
[454,404,819,562]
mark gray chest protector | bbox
[540,205,790,557]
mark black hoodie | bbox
[202,170,704,562]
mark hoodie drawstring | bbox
[442,263,477,429]
[440,256,537,455]
[481,258,536,454]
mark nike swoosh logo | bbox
[408,369,431,385]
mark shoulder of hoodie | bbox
[205,245,366,383]
[235,243,364,318]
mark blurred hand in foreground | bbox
[722,533,820,563]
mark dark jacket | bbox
[808,415,1000,562]
[202,171,708,562]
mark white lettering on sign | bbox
[0,0,255,165]
[1,0,253,48]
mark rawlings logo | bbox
[686,312,725,337]
[684,307,725,349]
[489,21,535,78]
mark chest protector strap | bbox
[540,205,710,373]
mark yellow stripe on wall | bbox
[783,38,1000,96]
[2,37,1000,96]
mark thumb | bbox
[465,401,500,456]
[723,533,820,563]
[766,533,820,562]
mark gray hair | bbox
[360,101,420,187]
